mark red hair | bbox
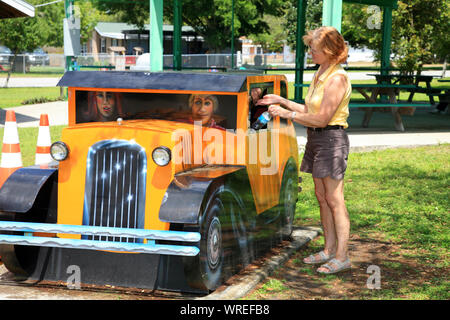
[303,26,348,64]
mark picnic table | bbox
[368,73,440,104]
[351,83,420,132]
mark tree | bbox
[33,0,113,47]
[250,13,289,53]
[341,0,449,74]
[93,0,286,52]
[0,17,45,86]
[283,0,323,49]
[390,0,449,74]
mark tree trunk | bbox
[442,59,447,78]
[3,54,16,88]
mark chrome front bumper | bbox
[0,221,200,256]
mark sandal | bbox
[317,258,351,274]
[303,250,336,265]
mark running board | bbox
[0,221,200,256]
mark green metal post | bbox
[64,0,74,71]
[381,6,392,77]
[230,0,235,69]
[322,0,342,32]
[294,0,307,102]
[173,0,182,71]
[150,0,164,72]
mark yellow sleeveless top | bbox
[305,64,351,128]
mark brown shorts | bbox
[300,128,350,180]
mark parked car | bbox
[27,47,50,66]
[0,71,300,293]
[0,45,11,66]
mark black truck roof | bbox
[57,71,248,93]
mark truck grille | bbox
[82,140,147,243]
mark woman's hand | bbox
[255,94,283,106]
[268,105,291,119]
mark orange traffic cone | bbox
[0,110,22,188]
[35,114,52,166]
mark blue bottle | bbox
[251,111,272,130]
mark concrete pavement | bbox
[0,100,67,128]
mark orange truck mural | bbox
[0,71,300,293]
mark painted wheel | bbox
[184,192,226,291]
[280,164,298,239]
[206,216,222,272]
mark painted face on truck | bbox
[191,95,215,126]
[95,91,116,118]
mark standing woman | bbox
[256,26,352,274]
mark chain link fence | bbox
[0,52,297,73]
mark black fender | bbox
[158,165,251,225]
[0,165,58,220]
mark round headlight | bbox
[50,141,69,161]
[152,146,171,166]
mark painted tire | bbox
[280,164,298,239]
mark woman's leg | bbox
[313,177,337,256]
[318,176,350,267]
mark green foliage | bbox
[391,0,449,74]
[281,0,447,74]
[283,0,323,49]
[0,17,44,54]
[341,0,448,74]
[93,0,286,52]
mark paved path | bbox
[0,77,61,87]
[0,101,67,128]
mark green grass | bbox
[297,145,449,259]
[246,144,449,300]
[0,66,64,77]
[0,87,65,108]
[291,145,449,299]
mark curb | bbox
[199,226,321,300]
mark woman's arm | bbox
[268,74,347,128]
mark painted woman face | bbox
[96,92,116,118]
[191,96,214,125]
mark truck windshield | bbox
[75,91,238,130]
